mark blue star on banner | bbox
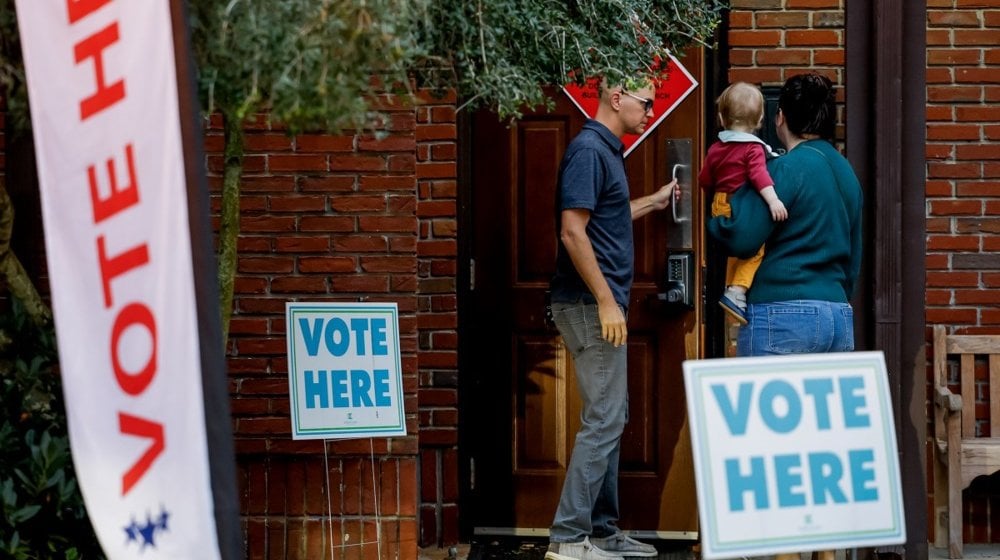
[123,506,171,550]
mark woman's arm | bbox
[706,184,776,258]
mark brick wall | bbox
[925,0,1000,544]
[727,0,845,132]
[207,97,424,558]
[415,91,461,547]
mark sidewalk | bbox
[418,544,1000,560]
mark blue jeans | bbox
[549,301,628,542]
[737,300,855,357]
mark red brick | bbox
[269,195,326,212]
[360,175,416,191]
[416,124,457,141]
[274,236,330,253]
[270,277,328,293]
[330,155,387,172]
[957,106,1000,121]
[927,307,979,325]
[755,11,810,27]
[986,48,1000,64]
[729,67,784,86]
[756,49,811,65]
[269,154,328,172]
[927,106,954,122]
[957,0,1000,6]
[928,271,981,288]
[298,256,357,273]
[929,200,984,215]
[417,162,457,179]
[928,235,982,251]
[359,135,417,152]
[987,125,1000,140]
[786,30,841,47]
[956,145,1000,160]
[239,257,294,273]
[927,124,982,141]
[814,49,845,66]
[958,181,1000,195]
[330,275,389,292]
[246,133,294,152]
[299,216,356,232]
[786,0,840,6]
[927,67,954,84]
[729,30,783,47]
[729,49,755,66]
[331,195,388,213]
[929,86,982,102]
[928,48,982,65]
[927,29,953,46]
[360,256,417,273]
[929,10,983,26]
[927,180,955,196]
[334,235,389,253]
[955,30,1000,45]
[729,11,753,28]
[928,162,983,178]
[300,175,356,192]
[241,215,297,232]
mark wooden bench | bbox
[932,325,1000,558]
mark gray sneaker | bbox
[590,532,657,558]
[545,536,624,560]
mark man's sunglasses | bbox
[621,90,654,112]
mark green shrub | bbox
[0,301,103,560]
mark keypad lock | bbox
[659,252,694,308]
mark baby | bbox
[698,82,786,324]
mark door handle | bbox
[671,163,689,224]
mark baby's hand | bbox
[769,200,788,222]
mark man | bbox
[545,77,677,560]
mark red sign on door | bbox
[563,53,698,157]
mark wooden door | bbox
[463,50,705,536]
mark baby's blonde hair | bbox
[717,82,764,129]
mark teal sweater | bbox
[707,139,863,304]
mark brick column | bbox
[415,91,461,547]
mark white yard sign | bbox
[684,352,905,559]
[286,302,406,440]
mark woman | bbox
[707,73,863,358]
[706,73,863,560]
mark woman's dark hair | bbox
[777,73,836,140]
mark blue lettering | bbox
[725,456,769,511]
[760,380,801,433]
[299,318,324,356]
[711,382,753,436]
[351,318,370,356]
[324,319,350,357]
[331,370,349,407]
[371,318,388,355]
[803,378,834,430]
[840,376,870,428]
[351,370,374,407]
[808,452,847,504]
[374,369,391,406]
[849,449,878,501]
[774,454,806,507]
[303,370,329,409]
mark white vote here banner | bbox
[684,352,905,559]
[15,1,228,557]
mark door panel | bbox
[467,49,704,534]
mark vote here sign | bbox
[286,302,406,440]
[683,352,905,559]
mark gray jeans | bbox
[549,301,628,543]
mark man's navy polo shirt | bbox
[550,119,634,310]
